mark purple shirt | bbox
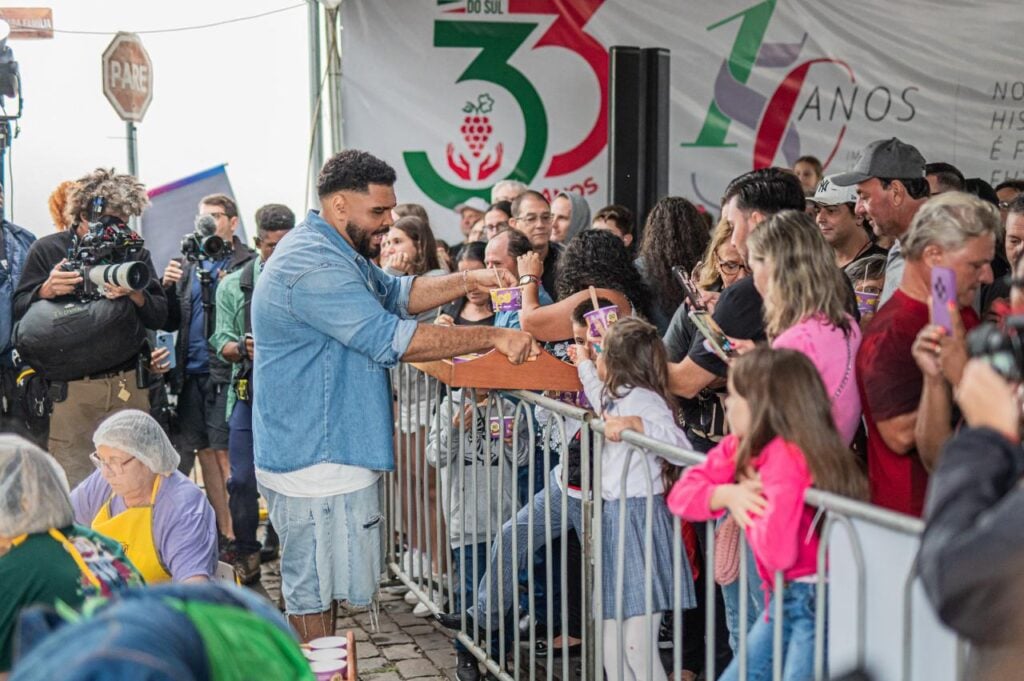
[71,470,218,582]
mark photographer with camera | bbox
[209,203,293,583]
[920,354,1024,680]
[161,194,254,554]
[11,168,166,487]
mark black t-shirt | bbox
[686,277,766,378]
[541,241,563,298]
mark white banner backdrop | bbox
[341,0,1024,240]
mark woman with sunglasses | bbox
[71,410,218,584]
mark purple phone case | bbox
[930,266,956,334]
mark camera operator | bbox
[161,194,255,552]
[11,168,166,487]
[919,356,1024,681]
[0,193,40,445]
[209,203,293,583]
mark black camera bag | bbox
[13,297,146,381]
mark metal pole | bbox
[324,7,344,153]
[0,120,8,221]
[306,0,324,206]
[126,121,138,177]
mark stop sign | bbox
[102,32,153,123]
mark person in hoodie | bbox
[550,191,591,245]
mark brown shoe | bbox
[232,551,261,585]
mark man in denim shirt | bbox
[252,150,538,641]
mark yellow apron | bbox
[92,476,172,584]
[11,528,103,590]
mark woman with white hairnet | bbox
[71,410,218,584]
[0,435,142,675]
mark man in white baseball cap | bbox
[454,197,489,241]
[809,174,888,271]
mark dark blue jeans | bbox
[451,542,494,656]
[227,400,261,554]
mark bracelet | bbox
[461,269,471,296]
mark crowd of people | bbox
[0,139,1023,680]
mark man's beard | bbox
[346,220,388,259]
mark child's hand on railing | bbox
[604,415,643,442]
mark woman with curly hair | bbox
[635,197,711,335]
[519,228,651,342]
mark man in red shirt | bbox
[857,192,998,516]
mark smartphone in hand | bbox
[689,310,737,362]
[155,331,177,370]
[673,266,708,312]
[930,266,956,334]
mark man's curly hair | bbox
[555,228,651,319]
[64,168,149,226]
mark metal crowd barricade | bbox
[387,363,963,681]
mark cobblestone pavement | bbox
[260,563,460,681]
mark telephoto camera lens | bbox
[85,262,151,291]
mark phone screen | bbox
[689,310,736,362]
[930,266,956,334]
[673,266,707,311]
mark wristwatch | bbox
[517,274,539,286]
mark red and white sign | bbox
[101,31,152,123]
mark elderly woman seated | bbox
[0,436,142,677]
[71,410,217,584]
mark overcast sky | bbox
[3,0,314,237]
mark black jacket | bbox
[163,236,254,390]
[12,229,167,373]
[919,426,1024,679]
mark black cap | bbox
[831,138,926,186]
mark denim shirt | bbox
[252,211,418,473]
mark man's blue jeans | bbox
[718,582,818,681]
[227,400,261,554]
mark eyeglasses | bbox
[999,202,1011,210]
[516,213,553,226]
[718,260,748,274]
[89,451,135,476]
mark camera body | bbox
[61,200,148,302]
[181,214,227,263]
[966,316,1024,382]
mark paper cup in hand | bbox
[490,286,524,312]
[584,305,619,339]
[489,415,515,442]
[855,290,879,316]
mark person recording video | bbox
[11,168,167,488]
[160,194,255,556]
[920,315,1024,681]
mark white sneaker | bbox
[399,549,424,579]
[413,601,433,617]
[404,589,419,605]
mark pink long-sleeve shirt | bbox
[666,434,819,587]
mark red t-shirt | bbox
[856,290,979,516]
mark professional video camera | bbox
[967,315,1024,382]
[59,197,150,302]
[180,214,227,262]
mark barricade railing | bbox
[386,363,961,681]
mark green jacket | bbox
[211,258,262,418]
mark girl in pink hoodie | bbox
[667,347,866,681]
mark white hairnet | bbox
[0,435,74,538]
[92,409,180,475]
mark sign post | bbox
[101,32,152,178]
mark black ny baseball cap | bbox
[831,137,926,187]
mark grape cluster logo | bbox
[405,0,607,208]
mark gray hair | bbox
[490,179,528,204]
[0,436,74,538]
[902,192,1000,260]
